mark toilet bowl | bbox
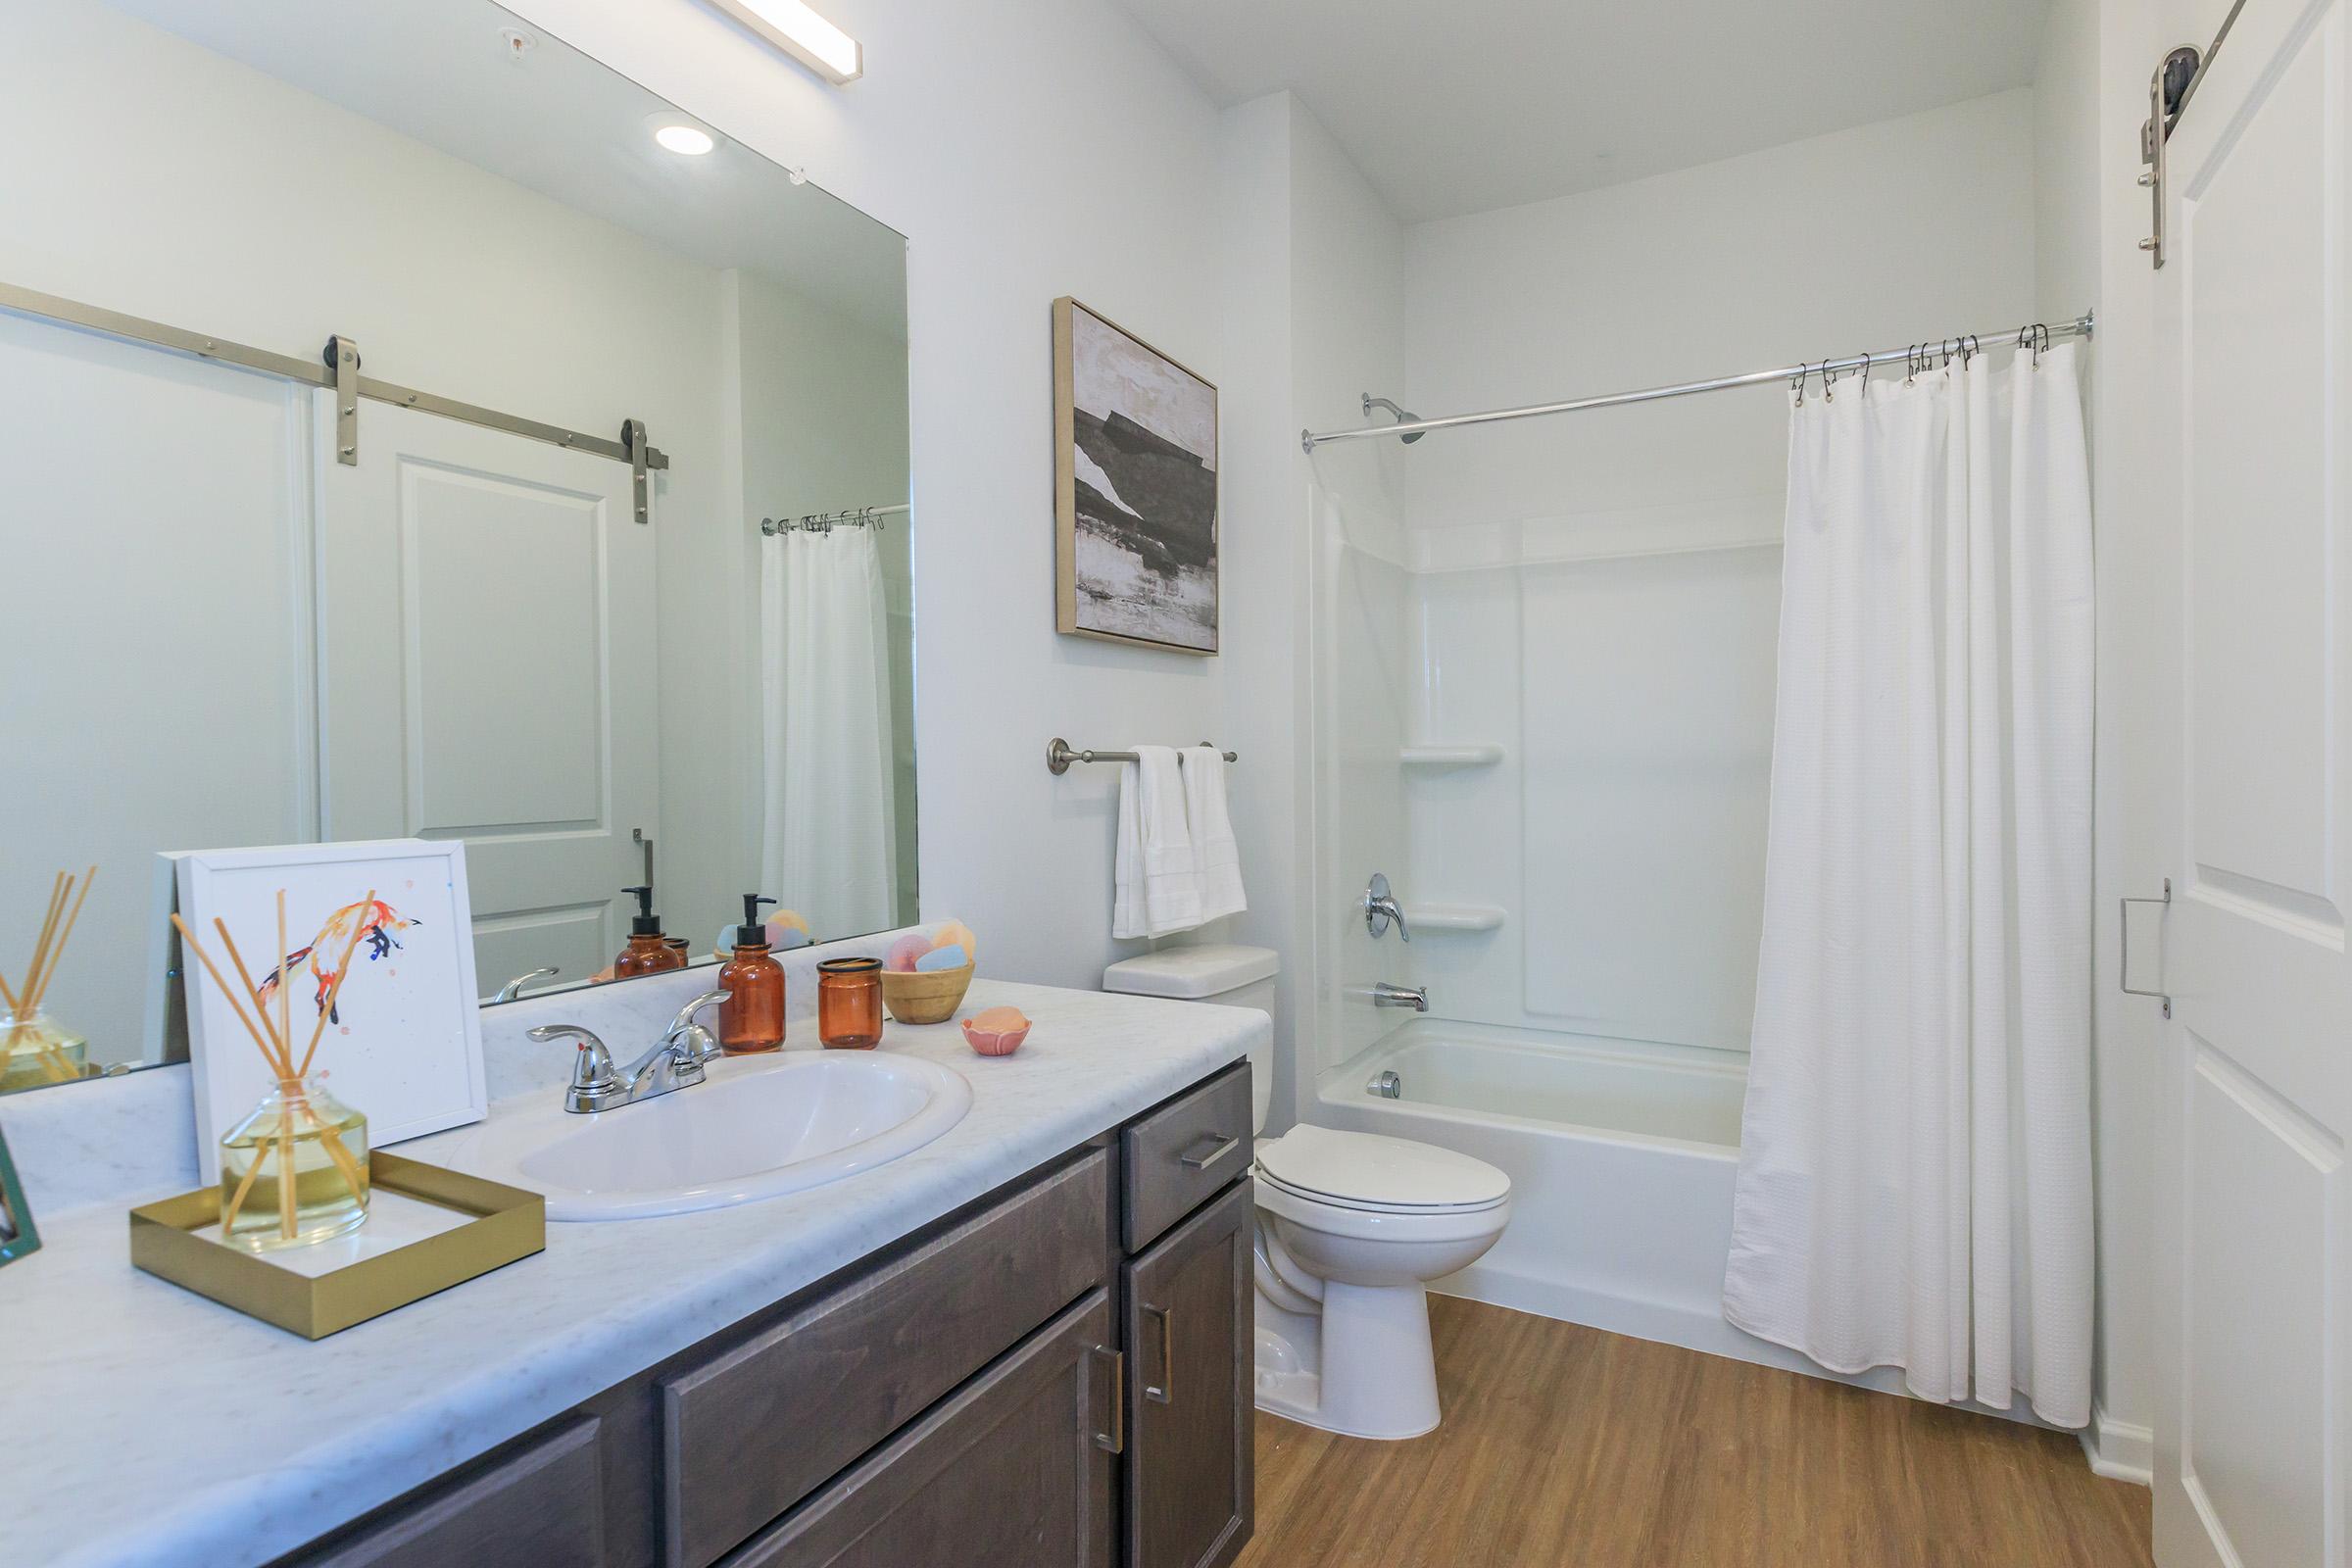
[1250,1124,1510,1438]
[1102,946,1513,1443]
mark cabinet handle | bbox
[1090,1345,1124,1453]
[1144,1303,1175,1404]
[1180,1135,1240,1171]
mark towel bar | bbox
[1046,738,1238,775]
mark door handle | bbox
[2121,877,2173,1017]
[1143,1303,1175,1404]
[1180,1135,1240,1171]
[1089,1345,1124,1452]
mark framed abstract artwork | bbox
[1053,297,1219,654]
[176,839,487,1182]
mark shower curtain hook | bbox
[1791,364,1807,407]
[1820,359,1836,402]
[1856,352,1871,398]
[1905,344,1919,385]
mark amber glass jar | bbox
[817,957,884,1050]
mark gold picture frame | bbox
[1053,297,1219,655]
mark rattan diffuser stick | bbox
[1,866,97,1082]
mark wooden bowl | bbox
[881,962,974,1025]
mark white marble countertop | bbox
[1,979,1262,1568]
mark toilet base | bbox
[1253,1281,1441,1441]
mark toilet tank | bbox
[1102,944,1278,1133]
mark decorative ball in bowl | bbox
[880,962,974,1025]
[961,1006,1031,1056]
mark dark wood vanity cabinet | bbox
[1124,1181,1254,1568]
[273,1060,1254,1568]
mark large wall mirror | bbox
[1,0,916,1095]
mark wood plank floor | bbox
[1235,1295,2151,1568]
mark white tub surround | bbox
[0,975,1263,1568]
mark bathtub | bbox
[1312,1016,1829,1378]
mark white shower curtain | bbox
[1722,343,2094,1427]
[760,525,898,938]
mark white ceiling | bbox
[1113,0,2052,222]
[106,0,907,338]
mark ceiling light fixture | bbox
[654,122,717,156]
[704,0,862,84]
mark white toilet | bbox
[1103,945,1512,1442]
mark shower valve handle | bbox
[1363,873,1410,942]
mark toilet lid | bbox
[1255,1125,1509,1212]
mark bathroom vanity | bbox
[280,1059,1254,1568]
[3,976,1262,1568]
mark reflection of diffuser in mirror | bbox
[172,891,376,1250]
[0,867,98,1092]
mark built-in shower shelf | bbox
[1412,903,1506,933]
[1398,745,1504,769]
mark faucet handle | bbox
[528,1024,615,1091]
[494,966,561,1004]
[666,990,731,1038]
[665,990,731,1064]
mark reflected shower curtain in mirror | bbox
[760,526,898,939]
[1722,344,2094,1427]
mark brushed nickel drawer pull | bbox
[1090,1345,1124,1452]
[1180,1135,1240,1171]
[1144,1304,1175,1404]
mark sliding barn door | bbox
[2152,2,2352,1563]
[314,399,658,998]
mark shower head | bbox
[1362,393,1426,443]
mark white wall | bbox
[1215,93,1411,1107]
[2034,0,2204,1485]
[503,0,1239,995]
[1390,92,2037,1052]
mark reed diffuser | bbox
[0,867,97,1092]
[172,890,375,1250]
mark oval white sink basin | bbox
[438,1052,972,1220]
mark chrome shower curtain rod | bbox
[1299,312,2093,452]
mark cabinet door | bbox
[722,1291,1118,1568]
[1123,1180,1253,1568]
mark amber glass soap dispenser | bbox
[612,884,689,980]
[718,895,786,1054]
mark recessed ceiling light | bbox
[704,0,863,84]
[654,122,716,156]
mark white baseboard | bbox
[2080,1403,2155,1486]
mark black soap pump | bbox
[612,885,687,979]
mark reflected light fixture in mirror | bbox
[704,0,862,83]
[654,122,715,156]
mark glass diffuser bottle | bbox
[219,1075,370,1250]
[0,1007,89,1092]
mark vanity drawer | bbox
[661,1149,1109,1568]
[1123,1063,1251,1252]
[290,1415,605,1568]
[718,1290,1116,1568]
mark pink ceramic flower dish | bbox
[960,1005,1031,1056]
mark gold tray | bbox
[129,1152,545,1340]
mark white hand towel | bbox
[1180,746,1246,922]
[1112,746,1202,938]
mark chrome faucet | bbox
[1362,873,1410,942]
[493,966,561,1003]
[1372,981,1428,1012]
[528,989,730,1113]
